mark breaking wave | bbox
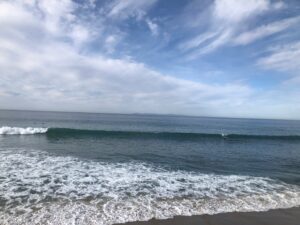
[0,126,48,135]
[0,149,299,225]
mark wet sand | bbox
[115,207,300,225]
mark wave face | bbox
[0,126,48,135]
[0,149,299,225]
[49,128,300,140]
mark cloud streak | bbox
[258,41,300,72]
[107,0,158,20]
[180,0,287,58]
[234,16,300,45]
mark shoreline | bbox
[115,207,300,225]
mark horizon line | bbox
[0,108,299,122]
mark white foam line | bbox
[0,149,299,225]
[0,126,48,135]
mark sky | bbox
[0,0,300,119]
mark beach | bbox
[117,207,300,225]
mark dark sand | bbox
[116,207,300,225]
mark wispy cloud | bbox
[180,0,285,58]
[106,0,157,21]
[185,29,233,58]
[234,16,300,45]
[146,18,159,36]
[258,41,300,72]
[104,35,121,54]
[257,41,300,90]
[178,32,219,51]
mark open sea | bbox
[0,110,300,225]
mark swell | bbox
[46,128,300,141]
[1,126,300,141]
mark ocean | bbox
[0,110,300,225]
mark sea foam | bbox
[0,149,299,225]
[0,126,48,135]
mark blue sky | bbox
[0,0,300,119]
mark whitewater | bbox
[0,148,300,225]
[0,126,48,135]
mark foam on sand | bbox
[0,126,48,135]
[0,149,299,225]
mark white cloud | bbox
[104,35,121,54]
[146,19,159,36]
[70,24,91,46]
[273,1,286,10]
[35,0,76,35]
[234,16,300,45]
[213,0,270,24]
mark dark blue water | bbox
[0,110,300,225]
